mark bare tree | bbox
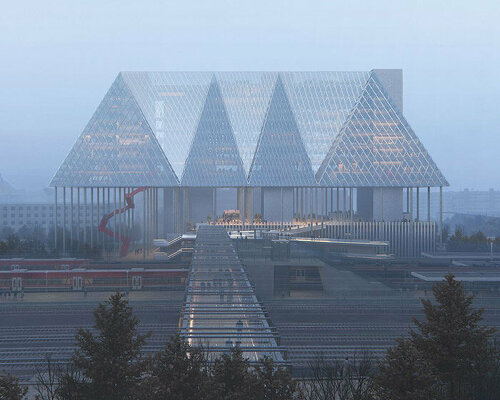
[34,355,60,400]
[301,352,375,400]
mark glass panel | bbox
[318,72,448,187]
[50,74,177,187]
[249,76,315,187]
[123,72,212,180]
[181,77,247,187]
[281,72,370,174]
[216,72,277,176]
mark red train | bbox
[0,268,188,292]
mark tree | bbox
[210,347,258,400]
[303,353,375,400]
[375,338,438,400]
[34,355,60,400]
[376,273,499,400]
[411,273,497,399]
[0,372,27,400]
[59,292,149,400]
[253,356,297,400]
[144,335,210,400]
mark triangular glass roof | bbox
[317,72,448,187]
[216,72,277,175]
[281,72,370,174]
[122,72,212,180]
[249,76,315,187]
[181,77,247,187]
[52,71,448,188]
[50,74,177,187]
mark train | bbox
[0,267,188,293]
[0,258,91,270]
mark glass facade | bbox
[249,76,315,187]
[51,70,448,188]
[51,74,178,187]
[317,73,448,187]
[181,77,247,187]
[122,72,212,179]
[281,71,370,173]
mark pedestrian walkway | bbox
[180,225,284,362]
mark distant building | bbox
[412,189,500,220]
[0,203,99,233]
[0,174,24,203]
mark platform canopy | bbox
[51,70,448,188]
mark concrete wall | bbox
[262,187,294,222]
[373,69,403,112]
[357,187,403,221]
[188,188,214,225]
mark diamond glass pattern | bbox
[52,71,448,189]
[317,72,448,187]
[181,77,247,187]
[122,72,212,180]
[50,73,177,187]
[249,76,315,187]
[281,72,370,174]
[216,72,277,175]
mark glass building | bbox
[50,70,448,255]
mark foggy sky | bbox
[0,0,498,192]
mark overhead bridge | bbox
[180,226,284,363]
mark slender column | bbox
[54,186,58,253]
[439,186,443,243]
[349,188,353,221]
[336,188,340,217]
[70,187,73,253]
[77,187,80,247]
[83,188,87,245]
[148,188,152,239]
[321,188,325,226]
[184,188,190,230]
[96,187,100,251]
[102,188,106,252]
[152,188,155,238]
[416,187,420,221]
[173,188,178,232]
[410,187,413,219]
[427,186,431,222]
[118,188,122,254]
[163,188,168,236]
[155,188,158,237]
[113,188,117,254]
[280,187,284,230]
[314,187,318,226]
[406,187,410,214]
[242,187,247,230]
[62,187,66,255]
[143,188,146,259]
[300,187,304,222]
[212,188,217,225]
[309,188,313,233]
[149,187,152,253]
[131,188,135,242]
[106,188,110,254]
[330,188,333,215]
[248,187,253,227]
[90,187,94,249]
[127,188,130,240]
[343,188,346,219]
[293,188,299,220]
